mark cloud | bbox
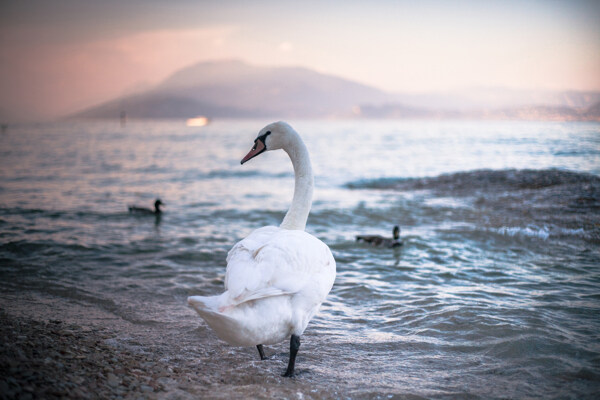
[278,42,293,52]
[1,0,599,121]
[0,26,237,121]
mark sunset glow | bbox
[0,0,599,121]
[186,117,210,127]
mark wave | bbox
[492,225,551,240]
[0,207,136,221]
[489,225,589,240]
[347,168,600,193]
[136,168,292,182]
[205,169,291,179]
[347,169,600,243]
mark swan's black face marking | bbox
[241,131,271,164]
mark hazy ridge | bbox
[73,60,600,121]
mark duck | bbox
[188,121,336,377]
[128,199,164,215]
[356,225,403,248]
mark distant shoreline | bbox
[64,60,600,123]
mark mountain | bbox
[72,60,600,120]
[584,101,600,119]
[357,103,599,121]
[74,60,392,119]
[391,88,600,111]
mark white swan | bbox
[188,121,336,377]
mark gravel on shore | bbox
[0,301,339,400]
[0,309,217,400]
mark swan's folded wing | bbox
[224,228,334,306]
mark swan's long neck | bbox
[280,135,314,231]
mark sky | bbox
[1,0,599,121]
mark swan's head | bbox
[241,121,295,164]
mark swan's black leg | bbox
[282,334,300,377]
[257,344,267,360]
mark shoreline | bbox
[0,294,341,400]
[1,310,173,399]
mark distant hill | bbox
[584,101,600,119]
[74,60,392,119]
[357,103,600,121]
[391,87,600,111]
[72,60,600,121]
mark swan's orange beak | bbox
[241,138,266,164]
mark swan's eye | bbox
[254,131,271,147]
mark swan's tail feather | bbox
[187,295,251,346]
[230,287,288,307]
[187,295,220,313]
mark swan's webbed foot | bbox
[257,344,268,360]
[282,334,300,377]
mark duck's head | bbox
[393,225,400,240]
[241,121,295,164]
[154,199,164,212]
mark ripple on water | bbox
[2,122,600,398]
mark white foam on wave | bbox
[495,226,550,240]
[491,225,588,240]
[555,227,588,238]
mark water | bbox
[1,119,599,398]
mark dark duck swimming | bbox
[128,199,164,215]
[356,225,402,248]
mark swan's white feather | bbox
[189,226,335,346]
[225,226,333,303]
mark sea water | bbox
[0,119,599,398]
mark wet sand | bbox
[0,293,341,400]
